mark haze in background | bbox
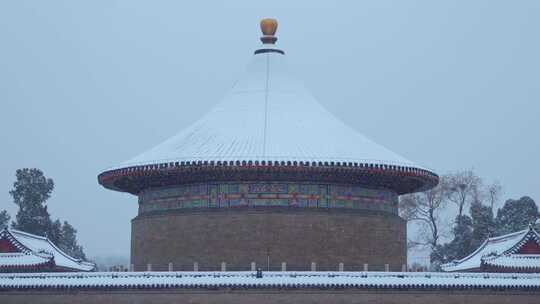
[1,1,538,258]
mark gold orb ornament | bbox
[260,18,278,44]
[260,18,278,36]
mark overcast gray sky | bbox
[1,1,539,258]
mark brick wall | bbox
[2,288,539,304]
[131,208,406,271]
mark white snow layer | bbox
[1,271,540,289]
[112,48,426,170]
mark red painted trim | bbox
[0,239,20,253]
[517,240,540,254]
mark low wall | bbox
[3,271,540,304]
[2,288,539,304]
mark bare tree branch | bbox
[399,176,450,252]
[446,169,482,218]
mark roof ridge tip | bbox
[10,228,49,240]
[489,228,529,241]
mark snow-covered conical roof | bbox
[98,19,438,195]
[121,44,415,168]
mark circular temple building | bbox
[98,19,438,271]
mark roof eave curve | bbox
[98,160,439,195]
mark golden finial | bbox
[260,18,278,44]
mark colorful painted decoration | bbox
[138,182,397,214]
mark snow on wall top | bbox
[1,271,540,290]
[111,45,426,171]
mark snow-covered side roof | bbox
[441,228,540,272]
[0,253,51,268]
[0,229,95,272]
[483,254,540,269]
[109,43,428,172]
[1,271,540,290]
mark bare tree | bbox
[486,181,503,211]
[400,176,449,251]
[402,169,505,269]
[446,170,481,218]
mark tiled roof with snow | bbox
[441,228,540,272]
[483,254,540,269]
[0,253,51,268]
[107,43,430,173]
[1,271,540,290]
[0,229,95,272]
